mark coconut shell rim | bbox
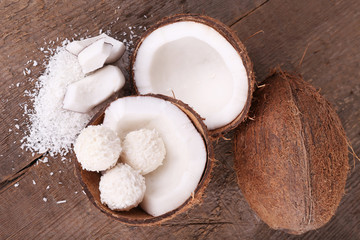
[74,94,214,226]
[130,13,255,139]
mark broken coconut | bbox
[66,33,125,63]
[131,14,255,138]
[63,65,125,113]
[74,95,213,225]
[234,70,349,235]
[78,38,113,74]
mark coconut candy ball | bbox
[74,125,122,172]
[122,128,166,175]
[99,163,146,211]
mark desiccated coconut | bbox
[21,47,93,156]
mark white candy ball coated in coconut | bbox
[74,125,122,172]
[99,163,146,211]
[122,128,166,175]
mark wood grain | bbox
[0,0,265,183]
[0,0,359,239]
[231,0,360,238]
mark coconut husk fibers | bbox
[233,70,349,235]
[74,94,214,226]
[130,14,255,139]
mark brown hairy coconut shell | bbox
[74,94,214,225]
[234,70,349,234]
[130,14,255,139]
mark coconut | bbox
[74,94,214,225]
[233,70,349,234]
[131,14,255,138]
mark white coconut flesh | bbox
[102,96,207,217]
[133,21,249,130]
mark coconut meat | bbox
[133,21,249,130]
[78,39,113,74]
[66,33,125,63]
[63,65,125,113]
[103,96,207,217]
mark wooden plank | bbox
[231,0,360,239]
[0,0,359,239]
[0,0,265,182]
[0,140,262,239]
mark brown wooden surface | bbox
[0,0,359,239]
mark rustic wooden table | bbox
[1,0,359,239]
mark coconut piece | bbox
[122,128,166,175]
[102,96,207,217]
[66,33,125,63]
[103,35,126,63]
[74,94,213,225]
[78,38,112,74]
[63,65,125,113]
[234,70,349,235]
[74,125,122,172]
[99,163,146,211]
[132,14,254,137]
[66,34,106,55]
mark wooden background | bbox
[1,0,359,239]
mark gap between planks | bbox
[229,0,271,27]
[0,154,44,192]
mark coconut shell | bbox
[74,94,214,225]
[233,70,349,234]
[130,14,255,139]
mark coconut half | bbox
[74,95,213,225]
[131,14,255,137]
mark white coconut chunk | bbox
[74,125,122,172]
[99,163,146,211]
[103,35,126,63]
[78,38,113,74]
[122,128,166,175]
[133,21,249,130]
[66,34,106,55]
[103,96,206,217]
[66,33,125,63]
[63,65,125,113]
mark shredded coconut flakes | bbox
[21,46,95,156]
[21,27,146,157]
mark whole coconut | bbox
[234,70,349,235]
